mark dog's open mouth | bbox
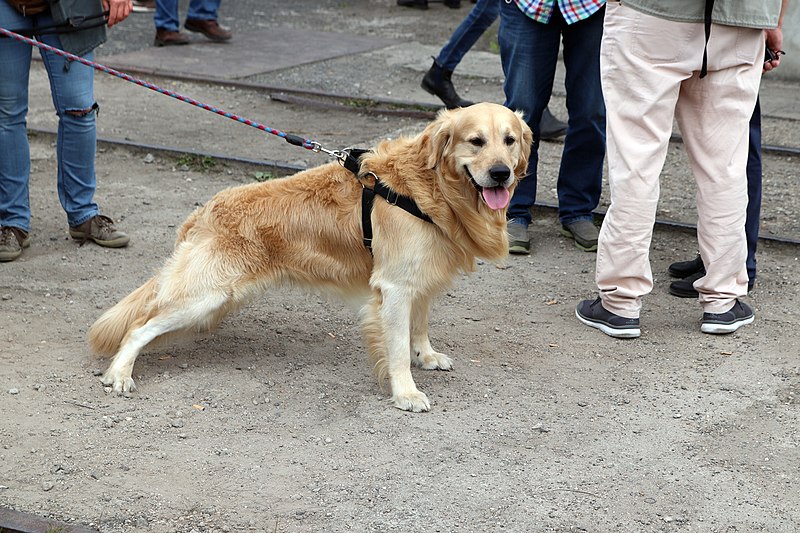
[467,169,510,210]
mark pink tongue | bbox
[482,187,510,210]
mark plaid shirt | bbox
[513,0,605,25]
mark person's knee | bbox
[63,102,99,118]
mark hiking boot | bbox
[0,227,31,262]
[507,218,530,255]
[69,215,130,248]
[421,59,474,110]
[701,300,754,334]
[575,297,640,339]
[184,19,232,42]
[397,0,428,8]
[539,107,568,141]
[560,219,598,252]
[668,254,703,278]
[154,28,190,46]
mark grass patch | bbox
[176,154,217,171]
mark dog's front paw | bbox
[101,371,137,394]
[392,390,431,412]
[413,350,453,371]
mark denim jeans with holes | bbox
[0,2,100,232]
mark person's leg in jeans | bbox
[186,0,221,22]
[39,20,100,228]
[436,0,499,71]
[155,0,180,31]
[0,3,34,233]
[423,0,499,110]
[498,0,561,227]
[745,99,762,286]
[557,6,605,226]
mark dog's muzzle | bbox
[466,164,513,211]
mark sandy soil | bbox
[1,132,798,533]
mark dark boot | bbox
[421,59,474,110]
[397,0,428,8]
[443,0,462,7]
[539,107,568,140]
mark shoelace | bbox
[0,227,25,247]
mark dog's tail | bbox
[88,277,158,357]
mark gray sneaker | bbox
[561,219,599,252]
[69,215,130,248]
[576,297,640,339]
[0,227,31,262]
[507,218,530,255]
[701,300,754,334]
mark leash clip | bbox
[309,141,346,163]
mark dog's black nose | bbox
[489,165,511,184]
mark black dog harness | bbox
[341,148,433,252]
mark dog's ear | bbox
[423,109,454,170]
[514,110,534,180]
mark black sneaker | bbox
[700,300,754,334]
[669,270,704,298]
[668,254,703,278]
[575,298,640,339]
[670,271,755,299]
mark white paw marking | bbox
[392,390,431,412]
[413,350,454,371]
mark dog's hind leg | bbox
[102,241,248,393]
[410,295,453,371]
[101,290,230,393]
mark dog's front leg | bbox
[378,284,430,412]
[410,296,453,371]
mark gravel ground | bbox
[2,2,799,531]
[1,129,798,533]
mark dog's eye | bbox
[504,135,516,146]
[469,137,485,147]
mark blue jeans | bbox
[499,2,605,225]
[0,3,100,232]
[155,0,221,31]
[745,99,762,283]
[436,0,499,71]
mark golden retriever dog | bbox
[89,102,532,412]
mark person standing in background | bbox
[153,0,231,47]
[421,0,567,139]
[499,0,607,255]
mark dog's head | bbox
[422,102,532,212]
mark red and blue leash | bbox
[0,26,347,161]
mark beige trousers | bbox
[596,2,764,318]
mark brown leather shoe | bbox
[69,215,130,248]
[184,19,232,42]
[0,227,31,262]
[154,28,190,47]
